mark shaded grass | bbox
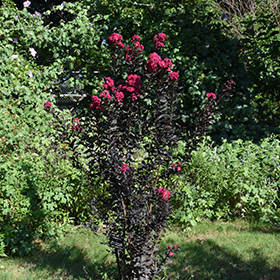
[0,219,280,279]
[160,219,280,279]
[0,227,117,280]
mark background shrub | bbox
[218,0,280,128]
[0,98,90,255]
[0,1,97,256]
[171,136,280,229]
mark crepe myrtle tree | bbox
[48,32,181,279]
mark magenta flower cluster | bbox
[169,71,179,82]
[117,74,141,101]
[146,52,172,72]
[107,33,125,48]
[224,79,234,91]
[100,90,112,100]
[206,92,217,99]
[120,164,129,174]
[90,95,101,110]
[90,73,142,110]
[125,34,144,61]
[102,77,115,90]
[72,118,82,131]
[89,32,179,111]
[44,101,52,109]
[115,91,125,103]
[146,52,179,82]
[157,188,170,200]
[167,244,179,257]
[131,34,141,42]
[154,33,167,48]
[106,32,178,81]
[171,161,182,172]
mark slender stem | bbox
[154,165,161,189]
[151,228,162,257]
[121,196,133,276]
[115,248,122,280]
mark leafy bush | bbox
[171,136,280,228]
[58,31,183,279]
[239,12,280,127]
[0,0,101,256]
[218,0,280,127]
[0,98,90,255]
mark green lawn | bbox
[1,219,280,280]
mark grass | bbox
[161,219,280,279]
[0,219,280,279]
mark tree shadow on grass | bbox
[163,237,280,280]
[19,235,118,280]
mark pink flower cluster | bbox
[125,47,133,62]
[120,164,129,173]
[154,33,167,48]
[72,118,82,131]
[98,77,127,104]
[206,92,217,99]
[171,161,181,172]
[115,91,124,103]
[117,74,141,101]
[167,244,179,257]
[131,34,141,42]
[90,95,101,110]
[72,124,82,131]
[169,71,179,82]
[23,1,31,7]
[224,79,234,91]
[157,188,170,200]
[146,52,173,73]
[107,33,124,48]
[100,90,112,100]
[134,41,144,51]
[102,77,115,90]
[44,101,52,109]
[102,77,124,102]
[125,34,144,61]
